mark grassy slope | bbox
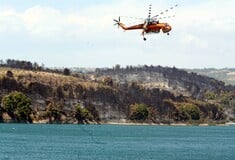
[0,67,99,90]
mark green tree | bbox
[176,103,200,121]
[130,103,149,121]
[2,91,32,122]
[75,105,93,123]
[63,68,71,76]
[204,91,217,100]
[6,70,14,78]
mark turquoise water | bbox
[0,124,235,160]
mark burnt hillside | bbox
[0,65,234,124]
[94,65,234,99]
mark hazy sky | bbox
[0,0,235,68]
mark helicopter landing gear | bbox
[142,30,147,41]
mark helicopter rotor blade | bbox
[113,19,119,23]
[148,4,152,19]
[120,16,145,20]
[151,4,178,20]
[125,20,144,26]
[158,15,175,20]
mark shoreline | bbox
[30,120,235,126]
[1,122,235,126]
[103,122,235,126]
[2,118,235,126]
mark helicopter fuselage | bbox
[119,22,172,34]
[113,4,177,40]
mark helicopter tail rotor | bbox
[113,17,121,28]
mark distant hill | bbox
[93,66,233,99]
[185,68,235,86]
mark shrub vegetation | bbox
[1,91,32,122]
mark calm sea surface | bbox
[0,124,235,160]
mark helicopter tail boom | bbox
[113,18,127,30]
